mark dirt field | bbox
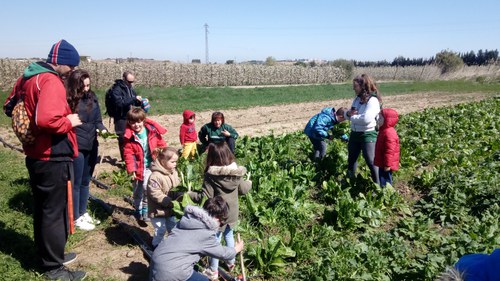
[0,91,494,280]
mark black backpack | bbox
[104,86,117,117]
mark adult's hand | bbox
[67,114,82,127]
[222,129,231,137]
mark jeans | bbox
[133,168,152,211]
[347,140,379,185]
[151,216,177,248]
[26,158,72,270]
[72,149,98,219]
[379,169,393,187]
[209,226,235,271]
[187,271,209,281]
[309,137,327,160]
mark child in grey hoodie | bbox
[149,196,244,281]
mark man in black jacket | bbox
[108,71,142,162]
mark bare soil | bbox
[0,91,493,280]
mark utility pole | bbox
[204,23,209,64]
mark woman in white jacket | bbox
[345,74,382,184]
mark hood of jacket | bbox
[177,205,220,231]
[150,158,173,175]
[207,164,247,177]
[23,62,58,79]
[205,164,247,192]
[321,107,335,117]
[182,110,195,124]
[380,108,399,129]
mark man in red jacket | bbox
[3,40,86,280]
[374,108,400,187]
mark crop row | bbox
[2,59,499,91]
[169,98,499,280]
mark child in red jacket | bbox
[179,109,198,160]
[374,108,400,187]
[123,107,167,222]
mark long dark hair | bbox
[353,74,382,104]
[66,69,90,113]
[205,142,235,173]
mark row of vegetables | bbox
[167,97,500,280]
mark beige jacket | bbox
[147,158,181,218]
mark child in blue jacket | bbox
[304,107,347,160]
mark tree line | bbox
[352,49,499,67]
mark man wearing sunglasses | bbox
[106,71,142,163]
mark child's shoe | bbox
[132,209,142,221]
[83,212,101,225]
[202,268,219,281]
[227,262,235,272]
[75,215,95,231]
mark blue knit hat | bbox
[46,39,80,67]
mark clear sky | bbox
[1,0,499,64]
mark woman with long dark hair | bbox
[66,69,107,230]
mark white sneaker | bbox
[83,212,100,225]
[75,216,95,231]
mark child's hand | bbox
[235,234,244,253]
[130,172,137,180]
[221,129,231,137]
[384,167,391,171]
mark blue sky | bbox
[1,0,499,63]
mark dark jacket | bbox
[374,108,400,171]
[198,122,238,149]
[4,62,77,160]
[109,79,141,120]
[75,91,107,152]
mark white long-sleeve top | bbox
[345,96,381,132]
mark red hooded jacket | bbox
[374,108,400,171]
[4,62,77,160]
[123,118,167,180]
[179,109,197,145]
